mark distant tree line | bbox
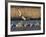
[11,17,41,21]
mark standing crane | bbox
[18,8,26,20]
[16,8,26,28]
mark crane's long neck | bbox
[18,9,21,16]
[18,8,26,20]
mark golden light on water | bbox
[11,6,41,18]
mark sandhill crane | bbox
[18,8,26,20]
[15,8,26,28]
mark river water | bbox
[11,20,41,31]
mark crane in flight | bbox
[18,8,26,20]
